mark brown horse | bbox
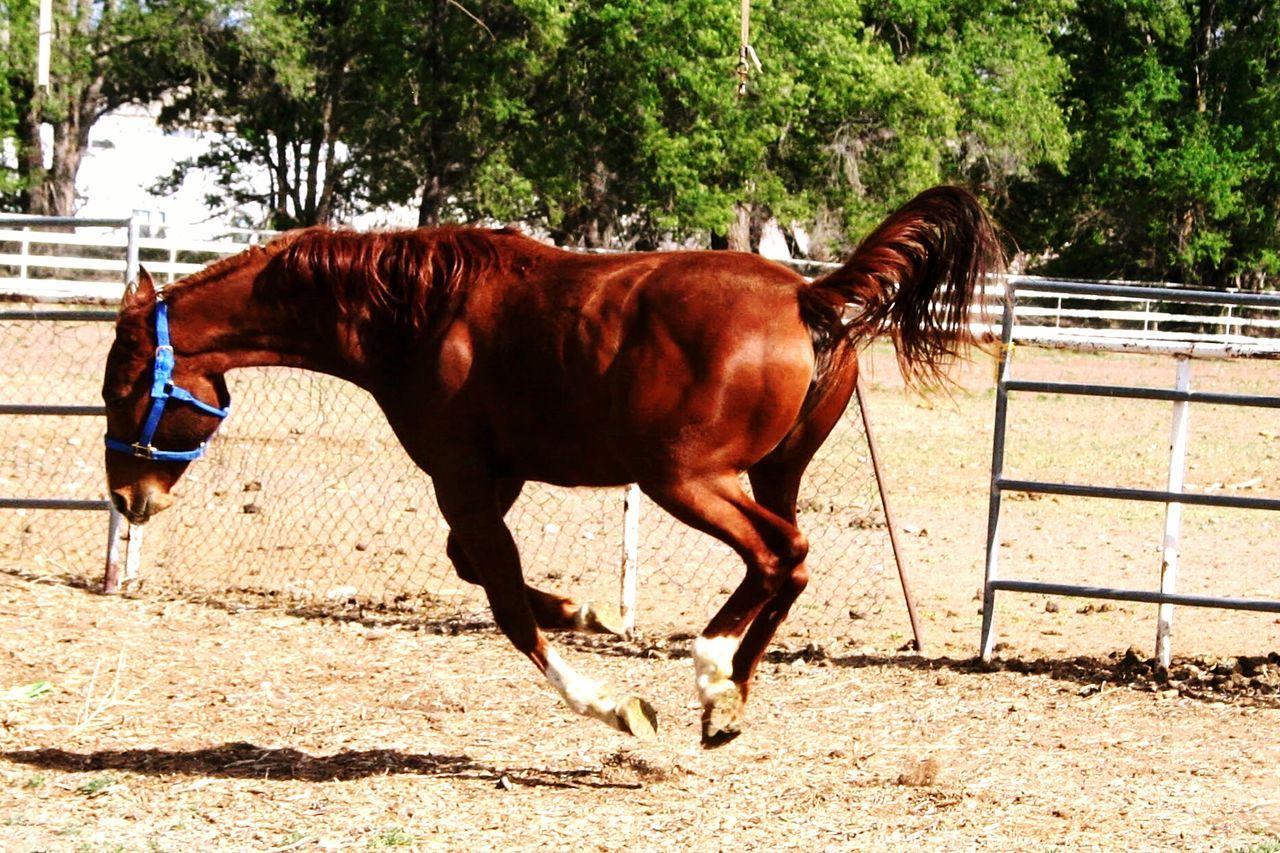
[102,185,1002,746]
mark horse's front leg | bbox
[433,474,656,738]
[446,535,625,635]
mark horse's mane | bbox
[164,226,530,336]
[255,226,531,335]
[170,245,270,293]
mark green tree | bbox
[754,0,960,249]
[156,0,563,230]
[518,0,1070,253]
[0,0,223,215]
[1018,0,1280,288]
[154,0,365,229]
[520,0,777,247]
[344,0,565,227]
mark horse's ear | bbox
[124,266,157,308]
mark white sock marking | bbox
[692,634,740,705]
[543,647,618,724]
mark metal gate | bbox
[0,214,138,582]
[981,279,1280,665]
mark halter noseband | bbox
[104,301,230,463]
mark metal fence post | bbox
[1155,356,1193,666]
[18,229,30,282]
[107,215,138,591]
[125,212,141,288]
[620,484,641,635]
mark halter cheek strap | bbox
[104,301,230,463]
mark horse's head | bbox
[102,270,230,524]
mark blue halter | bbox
[104,301,230,463]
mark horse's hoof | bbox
[615,695,658,740]
[576,602,626,636]
[701,723,742,749]
[700,688,744,748]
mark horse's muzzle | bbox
[110,483,175,525]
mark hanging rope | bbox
[737,0,762,96]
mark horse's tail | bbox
[797,185,1004,388]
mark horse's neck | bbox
[170,277,366,384]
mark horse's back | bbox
[446,245,819,485]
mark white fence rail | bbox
[0,214,271,300]
[993,276,1280,355]
[5,217,1280,346]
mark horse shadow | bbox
[0,742,642,790]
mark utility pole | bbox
[37,0,53,89]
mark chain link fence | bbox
[1,310,895,648]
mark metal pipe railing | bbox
[980,281,1280,666]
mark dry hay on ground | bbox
[1,346,1278,850]
[1,574,1278,852]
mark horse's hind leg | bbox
[433,473,656,738]
[727,363,859,719]
[640,474,809,747]
[444,478,623,635]
[645,368,856,746]
[733,458,811,689]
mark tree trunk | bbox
[312,62,348,226]
[726,202,753,252]
[417,0,449,229]
[274,134,291,226]
[18,87,48,215]
[40,123,84,215]
[23,81,99,216]
[418,174,447,227]
[1191,0,1216,115]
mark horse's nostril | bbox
[110,492,128,515]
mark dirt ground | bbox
[1,344,1279,852]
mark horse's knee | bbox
[782,531,809,581]
[759,530,809,597]
[445,534,480,584]
[785,560,809,597]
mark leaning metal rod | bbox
[855,374,924,652]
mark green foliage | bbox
[3,0,1278,287]
[366,826,415,848]
[75,775,116,796]
[346,0,565,226]
[1229,838,1280,853]
[1019,0,1280,288]
[0,0,231,212]
[0,680,52,701]
[757,0,959,245]
[523,0,769,245]
[153,0,363,228]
